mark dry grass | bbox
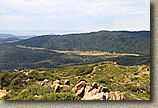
[16,45,141,56]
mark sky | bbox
[0,0,150,33]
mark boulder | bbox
[82,92,106,100]
[70,83,74,87]
[26,78,30,82]
[114,62,119,65]
[73,81,86,93]
[76,87,85,97]
[108,91,124,100]
[98,86,102,93]
[44,82,52,88]
[100,87,109,93]
[104,92,110,100]
[72,88,76,94]
[92,82,98,89]
[44,79,49,83]
[120,93,124,100]
[41,82,45,86]
[84,86,93,96]
[64,80,70,85]
[60,85,71,92]
[109,92,116,100]
[86,82,92,86]
[83,88,99,98]
[53,80,60,85]
[54,84,60,93]
[77,79,87,84]
[115,91,122,100]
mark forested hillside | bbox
[0,45,81,71]
[6,31,150,55]
[0,45,149,72]
[0,45,110,71]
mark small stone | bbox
[53,80,60,85]
[92,82,98,89]
[41,82,45,86]
[54,84,60,93]
[44,79,49,83]
[64,80,70,85]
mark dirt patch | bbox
[142,71,150,75]
[0,90,8,99]
[138,66,142,72]
[132,75,141,78]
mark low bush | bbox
[41,92,81,100]
[5,87,10,91]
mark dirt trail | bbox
[86,66,97,78]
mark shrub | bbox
[5,87,10,91]
[134,72,138,75]
[41,92,81,100]
[0,71,22,89]
[10,74,27,90]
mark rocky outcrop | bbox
[73,80,124,100]
[40,79,124,100]
[40,79,52,88]
[72,81,86,94]
[53,80,60,85]
[82,92,106,100]
[54,80,72,93]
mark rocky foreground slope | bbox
[0,61,150,100]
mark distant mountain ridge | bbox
[0,37,21,44]
[6,30,150,55]
[0,30,56,36]
[0,33,17,39]
[0,33,33,39]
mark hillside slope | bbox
[6,31,150,55]
[0,45,83,71]
[0,61,150,100]
[0,45,112,71]
[0,45,150,72]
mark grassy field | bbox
[53,50,141,56]
[16,45,141,56]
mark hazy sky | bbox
[0,0,150,32]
